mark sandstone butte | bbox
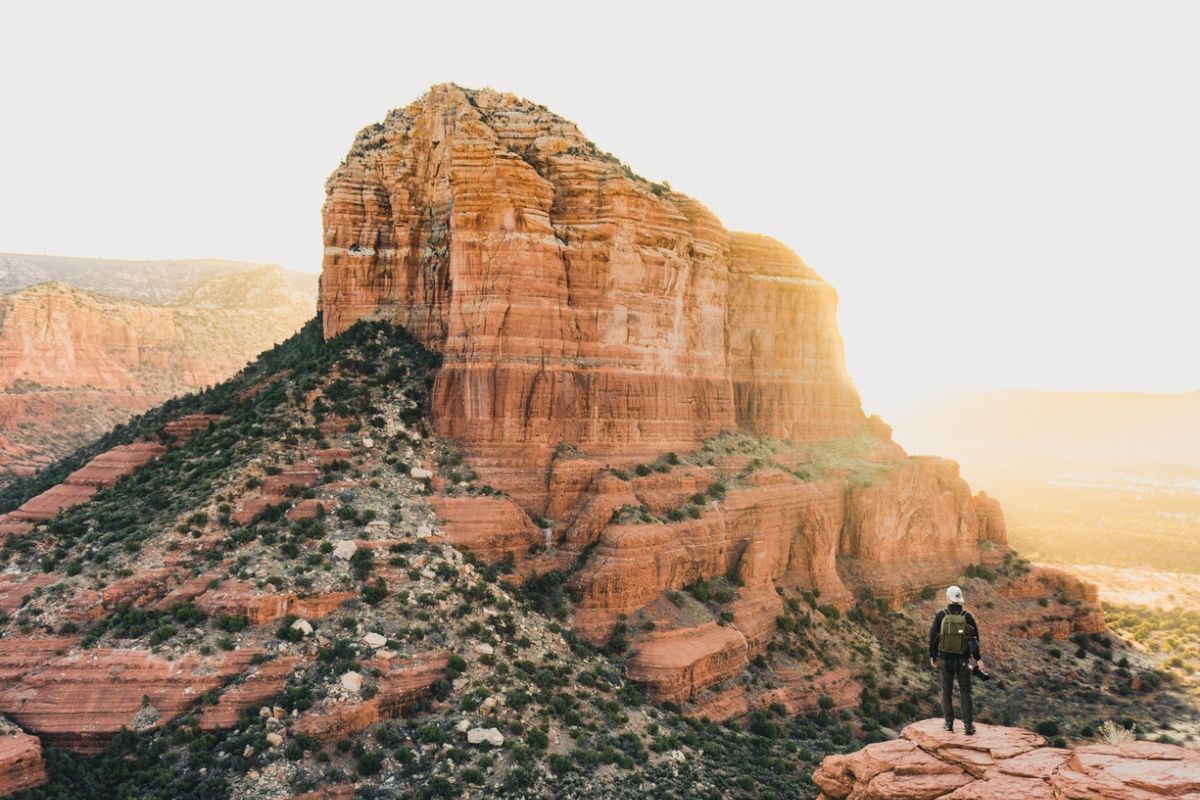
[0,85,1132,796]
[315,83,1094,708]
[0,264,314,482]
[813,718,1200,800]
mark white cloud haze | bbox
[2,0,1197,422]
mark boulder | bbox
[466,727,504,747]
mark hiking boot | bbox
[943,721,954,732]
[964,725,976,735]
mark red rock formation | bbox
[568,456,998,645]
[0,575,59,614]
[318,85,1015,707]
[0,266,314,480]
[0,639,77,687]
[287,499,335,521]
[198,657,302,730]
[294,652,450,742]
[0,441,165,526]
[431,496,543,562]
[0,649,263,752]
[162,413,224,442]
[320,84,865,510]
[260,463,320,496]
[813,719,1200,800]
[625,623,747,704]
[692,666,862,722]
[0,723,47,797]
[100,567,180,608]
[194,581,354,626]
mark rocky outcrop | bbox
[625,623,748,704]
[696,667,861,723]
[431,496,543,562]
[294,652,450,742]
[0,263,315,481]
[0,721,46,797]
[194,581,355,626]
[569,456,999,644]
[0,441,166,542]
[198,657,303,731]
[0,441,165,532]
[0,648,265,752]
[813,719,1200,800]
[320,84,865,510]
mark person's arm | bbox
[967,611,983,665]
[929,610,943,665]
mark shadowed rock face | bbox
[813,719,1200,800]
[320,83,865,508]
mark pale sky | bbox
[2,1,1197,423]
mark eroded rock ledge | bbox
[813,718,1200,800]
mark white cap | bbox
[946,585,964,604]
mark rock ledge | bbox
[813,718,1200,800]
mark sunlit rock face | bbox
[319,83,865,509]
[319,85,1039,710]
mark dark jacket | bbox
[929,604,981,660]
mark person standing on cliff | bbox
[929,585,985,734]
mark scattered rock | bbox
[291,618,313,637]
[466,728,504,747]
[340,671,363,693]
[332,541,358,560]
[362,633,387,649]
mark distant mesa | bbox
[0,256,316,482]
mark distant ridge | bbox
[0,252,316,304]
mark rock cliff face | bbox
[320,84,864,508]
[319,85,1025,709]
[813,719,1200,800]
[0,263,315,481]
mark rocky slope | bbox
[814,719,1200,800]
[0,86,1192,799]
[0,262,316,481]
[0,320,1187,800]
[316,84,1013,703]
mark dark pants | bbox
[939,656,973,728]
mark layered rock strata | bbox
[0,648,264,752]
[320,84,865,509]
[813,719,1200,800]
[316,84,1087,710]
[0,441,166,534]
